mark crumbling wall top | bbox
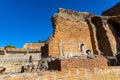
[52,8,96,28]
[53,8,95,22]
[108,16,120,23]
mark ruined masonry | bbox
[42,3,120,69]
[43,8,119,58]
[0,2,120,75]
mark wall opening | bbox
[108,21,120,52]
[91,17,113,56]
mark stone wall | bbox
[2,67,120,80]
[24,43,44,50]
[0,48,41,54]
[42,8,119,59]
[90,17,117,56]
[46,9,95,58]
[48,55,108,71]
[6,48,27,53]
[0,53,41,73]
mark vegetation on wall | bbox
[4,45,16,49]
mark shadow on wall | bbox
[91,17,113,56]
[108,20,120,52]
[41,43,49,57]
[48,59,61,71]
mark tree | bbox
[4,45,16,49]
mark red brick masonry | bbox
[48,55,108,71]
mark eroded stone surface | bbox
[1,2,120,79]
[42,8,119,59]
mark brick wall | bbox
[48,55,108,71]
[24,43,44,50]
[48,16,94,57]
[2,67,120,80]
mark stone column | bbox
[4,49,7,55]
[27,48,30,55]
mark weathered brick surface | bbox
[2,67,120,80]
[47,16,94,57]
[0,53,41,73]
[24,43,44,50]
[61,56,108,70]
[48,56,108,71]
[42,8,119,60]
[91,17,117,56]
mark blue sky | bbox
[0,0,119,48]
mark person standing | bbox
[29,55,33,63]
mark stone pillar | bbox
[27,48,30,54]
[87,18,101,55]
[4,49,7,55]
